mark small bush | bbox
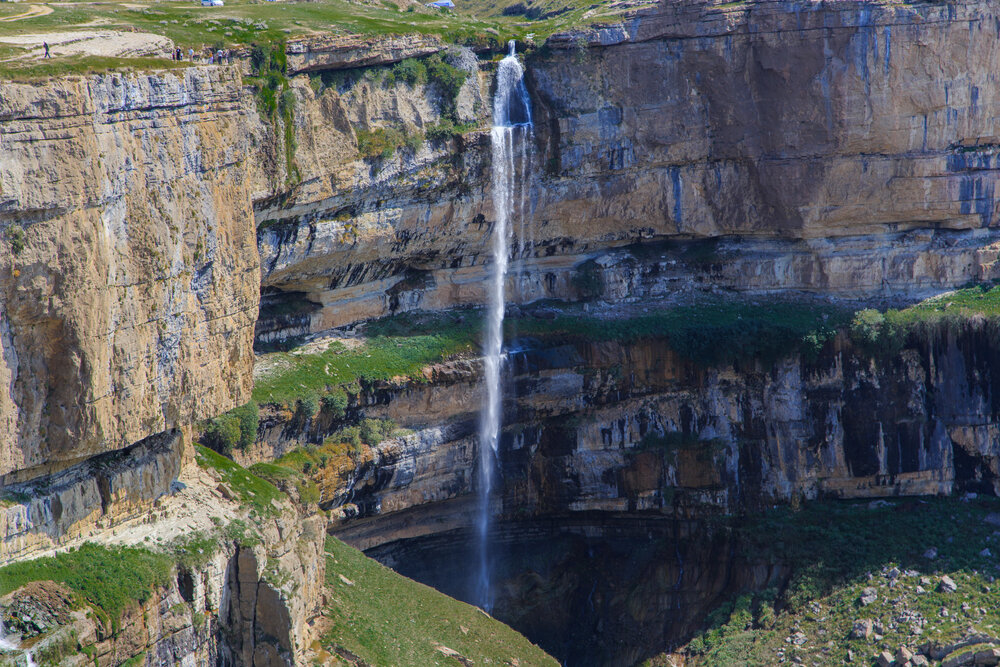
[202,414,240,456]
[390,58,427,86]
[425,118,477,142]
[404,130,424,153]
[426,53,468,119]
[356,127,406,160]
[849,308,905,357]
[360,418,397,444]
[202,402,258,454]
[231,401,259,450]
[4,223,25,254]
[321,391,349,418]
[296,392,320,420]
[298,480,320,505]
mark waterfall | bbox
[0,623,36,667]
[476,40,533,612]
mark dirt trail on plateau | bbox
[0,4,53,22]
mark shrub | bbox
[297,480,320,505]
[202,402,258,454]
[426,53,468,119]
[4,223,25,254]
[230,401,259,450]
[202,414,240,456]
[360,418,397,444]
[404,130,424,153]
[390,58,427,86]
[425,118,477,143]
[321,391,348,418]
[849,308,905,357]
[356,127,406,160]
[296,392,320,420]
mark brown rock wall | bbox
[0,67,260,479]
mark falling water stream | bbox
[0,623,36,667]
[476,40,533,611]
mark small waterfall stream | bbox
[476,40,533,611]
[0,623,36,667]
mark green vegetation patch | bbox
[356,126,423,160]
[252,314,478,406]
[850,283,1000,356]
[371,299,847,367]
[194,444,285,516]
[322,536,558,666]
[679,496,1000,666]
[200,401,259,456]
[0,56,191,81]
[0,543,172,632]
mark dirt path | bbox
[0,4,53,22]
[0,29,173,58]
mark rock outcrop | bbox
[0,429,183,563]
[0,67,260,482]
[285,34,445,75]
[255,0,1000,337]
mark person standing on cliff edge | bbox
[43,42,50,58]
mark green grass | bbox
[194,444,286,517]
[0,543,173,633]
[322,536,558,666]
[676,496,1000,666]
[849,283,1000,356]
[0,0,644,80]
[372,298,848,366]
[0,56,192,81]
[255,285,1000,410]
[252,315,478,406]
[514,301,846,365]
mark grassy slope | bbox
[195,443,286,516]
[665,496,1000,666]
[0,0,634,79]
[0,543,173,631]
[322,536,559,666]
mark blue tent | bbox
[426,1,455,8]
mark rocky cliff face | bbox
[0,68,259,483]
[256,0,1000,338]
[0,462,325,667]
[271,320,996,553]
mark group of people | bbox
[170,47,233,64]
[39,41,232,63]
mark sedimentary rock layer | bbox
[298,321,1000,549]
[257,0,1000,335]
[0,68,260,480]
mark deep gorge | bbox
[5,0,1000,664]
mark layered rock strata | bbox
[0,67,259,481]
[256,0,1000,338]
[0,429,183,563]
[260,321,1000,550]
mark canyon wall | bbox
[250,320,998,550]
[0,503,325,667]
[0,68,260,484]
[257,0,1000,336]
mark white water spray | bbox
[0,623,36,667]
[476,40,533,611]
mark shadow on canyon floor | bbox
[360,496,1000,666]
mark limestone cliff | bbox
[0,67,259,483]
[256,0,1000,337]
